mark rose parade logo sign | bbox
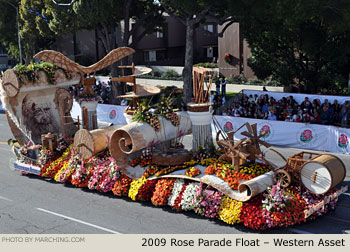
[300,129,313,143]
[109,109,117,120]
[338,133,349,149]
[259,124,272,139]
[221,119,235,133]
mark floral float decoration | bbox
[155,95,180,127]
[185,167,201,177]
[132,102,161,132]
[13,62,72,85]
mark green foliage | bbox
[0,0,21,60]
[194,62,218,68]
[239,0,350,93]
[19,0,56,62]
[161,69,180,79]
[13,61,72,84]
[227,74,247,84]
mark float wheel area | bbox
[273,169,292,188]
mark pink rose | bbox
[339,134,348,145]
[302,129,312,140]
[224,122,233,131]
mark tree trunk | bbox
[182,20,194,104]
[110,0,132,105]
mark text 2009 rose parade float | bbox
[0,48,347,231]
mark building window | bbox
[144,49,167,62]
[156,27,163,38]
[144,50,157,62]
[204,24,214,33]
[207,47,213,58]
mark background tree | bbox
[160,0,233,104]
[45,0,163,103]
[239,0,350,94]
[0,0,21,61]
[19,0,56,63]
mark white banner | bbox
[71,102,128,126]
[242,89,350,105]
[214,116,350,154]
[96,103,127,125]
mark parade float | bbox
[0,48,348,231]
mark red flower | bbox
[112,174,133,196]
[151,179,176,206]
[136,180,158,201]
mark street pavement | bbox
[0,113,349,234]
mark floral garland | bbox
[151,179,176,206]
[112,174,133,197]
[194,183,223,218]
[135,180,158,201]
[217,196,243,224]
[97,158,121,192]
[168,179,186,207]
[239,162,271,176]
[180,182,200,211]
[154,164,187,177]
[142,164,159,179]
[13,62,72,85]
[130,157,141,167]
[128,177,147,201]
[185,167,201,177]
[205,163,264,190]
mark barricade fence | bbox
[71,102,350,154]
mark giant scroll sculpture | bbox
[0,68,81,145]
[109,112,192,177]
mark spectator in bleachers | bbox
[220,92,350,128]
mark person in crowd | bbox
[301,97,312,110]
[268,109,277,120]
[310,111,321,124]
[320,106,330,125]
[215,80,221,95]
[220,77,227,97]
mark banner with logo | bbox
[96,104,127,125]
[214,116,350,154]
[242,89,350,105]
[71,102,128,126]
[329,127,350,154]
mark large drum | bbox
[300,154,346,194]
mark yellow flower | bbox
[217,196,243,225]
[128,177,147,201]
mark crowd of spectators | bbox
[68,80,114,104]
[218,93,350,128]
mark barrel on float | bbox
[300,154,346,195]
